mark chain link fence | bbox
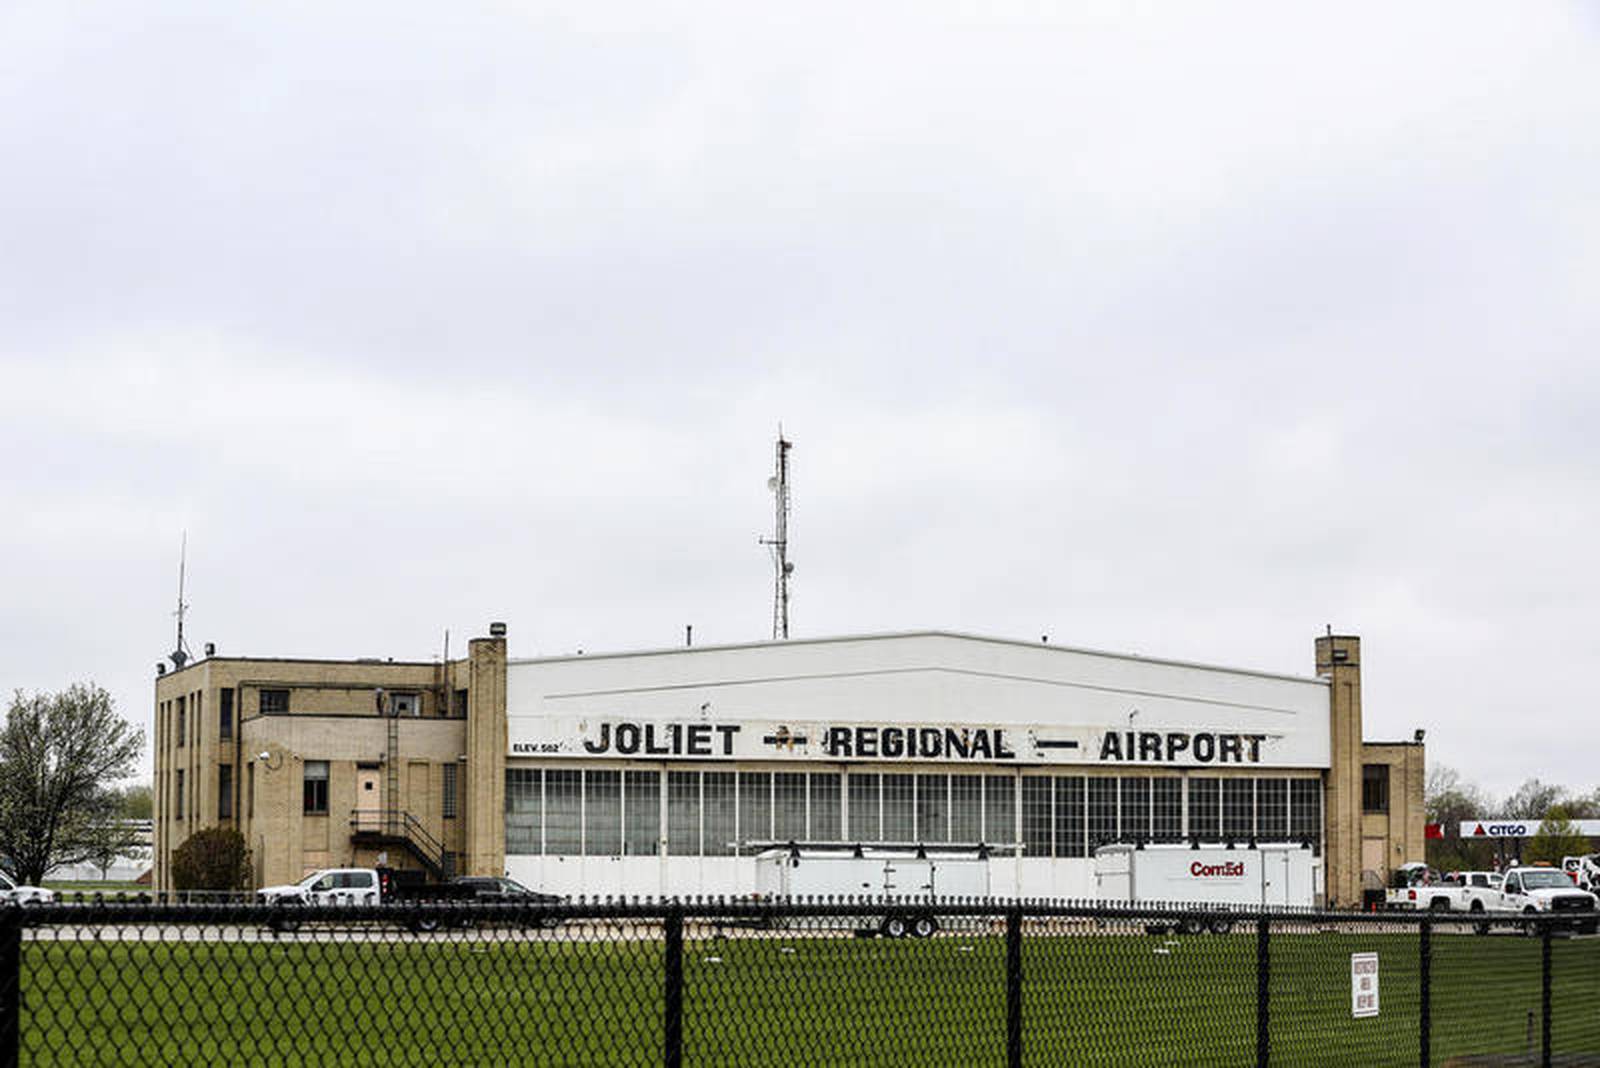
[2,899,1597,1066]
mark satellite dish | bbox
[767,477,779,491]
[783,562,795,575]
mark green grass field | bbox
[20,928,1600,1066]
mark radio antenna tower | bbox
[170,532,193,670]
[758,430,794,639]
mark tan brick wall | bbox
[153,657,472,892]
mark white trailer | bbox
[753,846,991,938]
[1094,843,1321,931]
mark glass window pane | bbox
[505,768,542,854]
[1223,778,1253,840]
[1256,778,1288,839]
[1087,778,1117,851]
[1188,777,1219,840]
[667,771,700,856]
[1054,776,1085,858]
[703,772,736,856]
[916,774,949,842]
[950,775,983,843]
[985,776,1016,845]
[738,772,771,854]
[1120,777,1150,842]
[584,770,621,856]
[545,770,582,855]
[1152,778,1182,842]
[809,773,841,840]
[848,773,880,841]
[624,771,660,856]
[1021,778,1052,859]
[882,774,915,841]
[774,773,807,842]
[1291,779,1321,853]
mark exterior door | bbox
[356,768,381,830]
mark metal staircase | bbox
[349,809,454,882]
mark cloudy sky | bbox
[2,3,1596,799]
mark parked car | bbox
[449,875,566,927]
[0,869,55,905]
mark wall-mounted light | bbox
[256,750,284,771]
[1413,728,1426,744]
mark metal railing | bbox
[3,898,1597,1066]
[348,808,452,880]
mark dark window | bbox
[193,692,202,743]
[303,761,329,815]
[176,698,186,748]
[219,688,234,741]
[1362,764,1390,813]
[248,763,255,819]
[175,769,185,819]
[260,689,289,715]
[453,689,469,718]
[443,763,459,820]
[218,765,233,820]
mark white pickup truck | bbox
[1488,866,1600,934]
[1390,870,1505,914]
[256,867,474,932]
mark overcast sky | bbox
[3,3,1596,800]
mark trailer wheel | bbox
[1178,918,1206,936]
[911,915,938,939]
[881,915,910,939]
[1207,919,1234,936]
[1428,898,1451,913]
[412,914,442,934]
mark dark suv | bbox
[449,876,566,927]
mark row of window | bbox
[504,770,1323,858]
[158,689,238,751]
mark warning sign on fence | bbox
[1350,952,1380,1018]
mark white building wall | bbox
[501,633,1330,899]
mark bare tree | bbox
[1501,778,1565,821]
[0,684,144,885]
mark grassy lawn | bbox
[19,927,1600,1066]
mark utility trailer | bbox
[1093,842,1322,933]
[752,844,992,938]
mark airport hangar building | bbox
[152,628,1423,908]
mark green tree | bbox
[118,784,153,821]
[1524,805,1590,867]
[1425,765,1493,873]
[0,684,144,885]
[170,828,252,891]
[1502,779,1564,820]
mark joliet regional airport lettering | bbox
[540,721,1270,764]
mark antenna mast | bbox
[170,533,192,669]
[758,430,794,639]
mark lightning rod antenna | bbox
[758,429,794,639]
[170,532,192,670]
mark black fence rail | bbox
[2,898,1597,1066]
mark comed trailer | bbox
[753,845,991,938]
[1094,842,1321,932]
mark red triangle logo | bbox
[1472,823,1486,836]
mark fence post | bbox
[1419,916,1431,1068]
[1541,919,1551,1068]
[1255,916,1270,1068]
[664,905,684,1068]
[1006,904,1023,1068]
[0,905,19,1068]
